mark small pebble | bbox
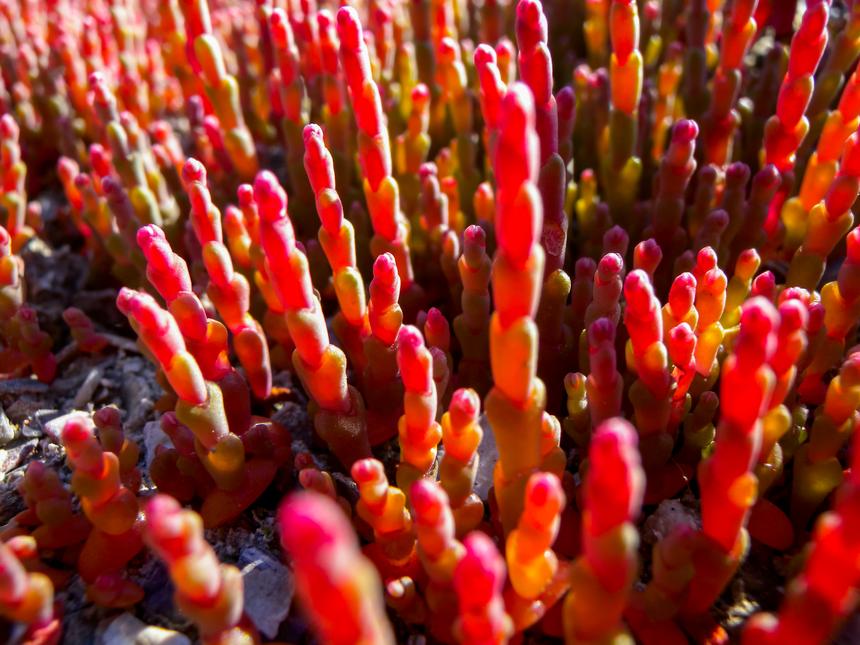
[239,546,294,638]
[97,612,190,645]
[0,404,17,445]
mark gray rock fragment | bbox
[0,404,17,445]
[71,367,103,408]
[96,612,191,645]
[42,411,85,442]
[0,439,38,481]
[143,419,170,469]
[239,546,294,638]
[642,498,700,545]
[474,414,498,501]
